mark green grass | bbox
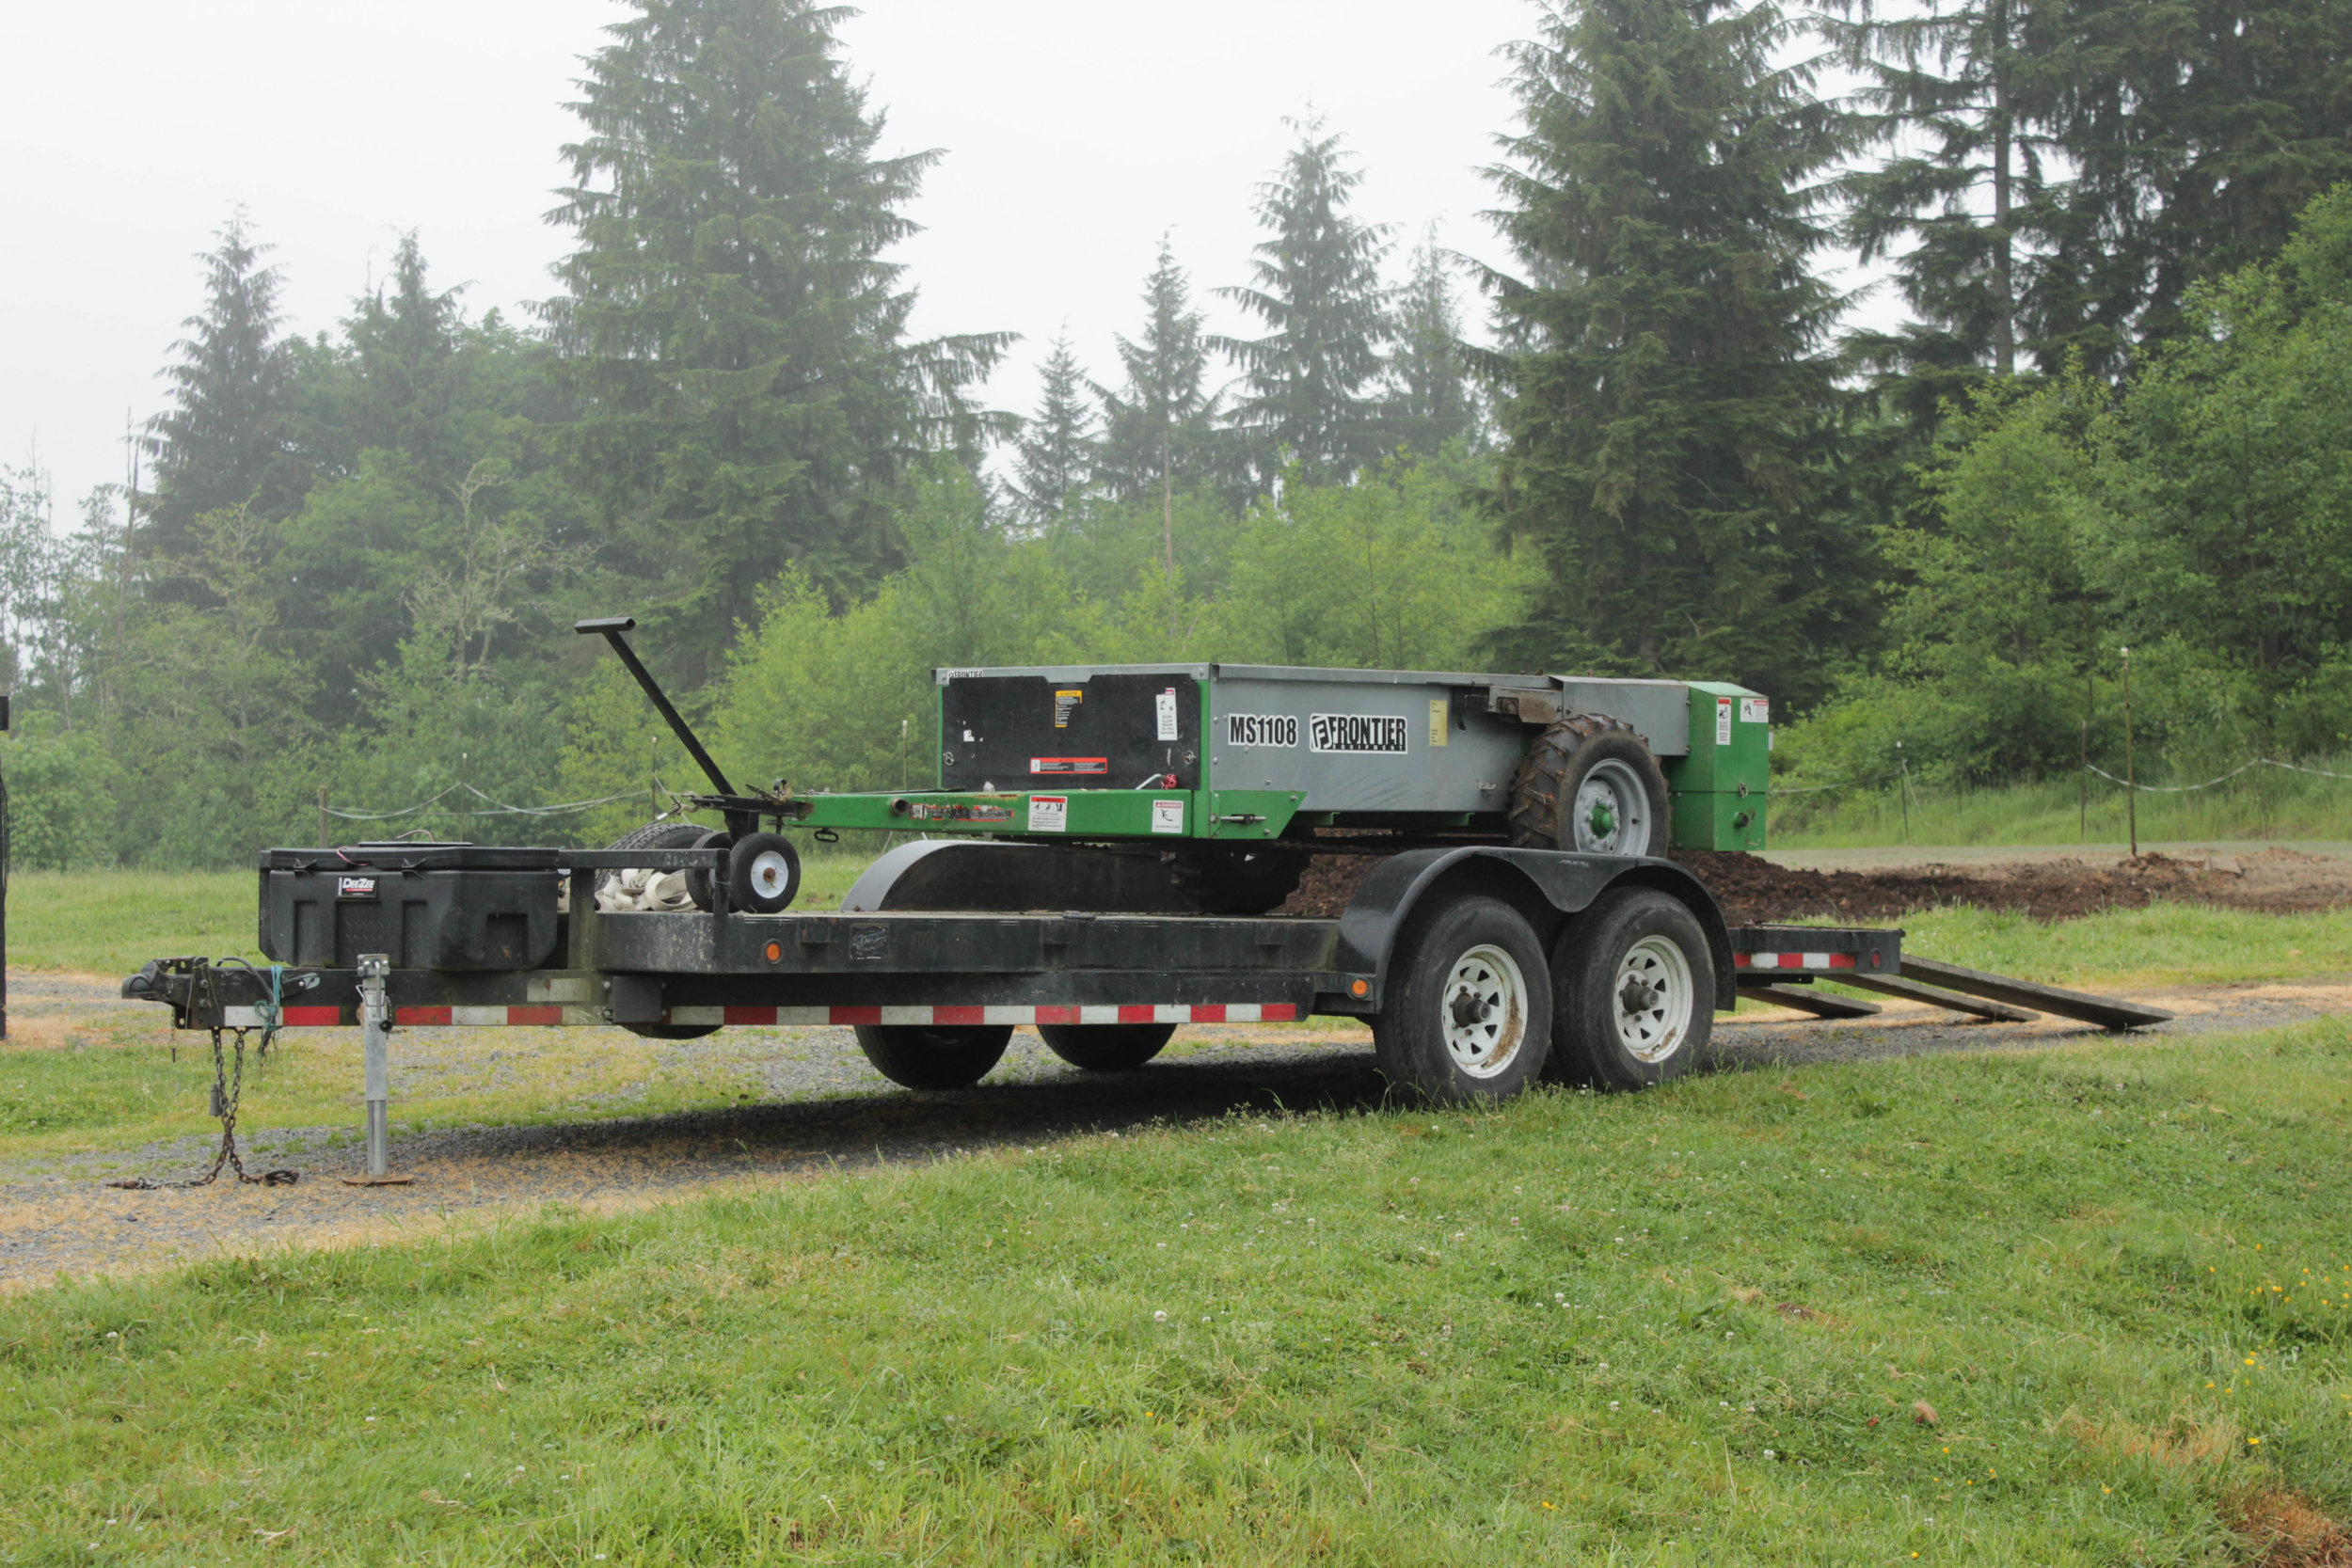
[1773,765,2352,848]
[6,872,266,976]
[1,1021,2346,1563]
[1851,901,2352,991]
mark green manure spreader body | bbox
[786,663,1771,854]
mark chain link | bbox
[107,963,299,1190]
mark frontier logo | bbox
[1308,713,1408,754]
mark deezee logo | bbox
[336,876,377,900]
[1309,713,1408,754]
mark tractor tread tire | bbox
[1507,714,1671,858]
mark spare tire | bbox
[1507,714,1671,858]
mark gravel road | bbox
[1,971,2344,1290]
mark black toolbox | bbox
[258,844,564,971]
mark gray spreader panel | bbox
[935,663,1693,818]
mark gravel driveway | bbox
[0,971,2341,1289]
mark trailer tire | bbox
[622,1022,721,1040]
[853,1023,1013,1090]
[1508,715,1671,858]
[1549,887,1711,1090]
[1372,895,1551,1104]
[1037,1022,1175,1071]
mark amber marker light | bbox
[764,942,784,963]
[1351,979,1370,997]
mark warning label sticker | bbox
[1740,697,1770,724]
[1428,699,1450,748]
[1151,798,1184,834]
[1027,795,1068,832]
[1054,689,1082,728]
[1028,756,1108,775]
[1155,689,1181,741]
[1310,713,1409,755]
[1715,697,1734,746]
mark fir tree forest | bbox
[5,0,2352,868]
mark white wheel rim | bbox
[1438,943,1530,1080]
[1572,758,1651,855]
[1613,934,1694,1064]
[748,848,795,900]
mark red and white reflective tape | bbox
[1732,951,1859,972]
[220,1005,345,1028]
[222,1001,1298,1029]
[664,1003,1298,1027]
[396,1006,592,1026]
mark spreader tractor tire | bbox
[853,1023,1014,1091]
[1037,1022,1176,1072]
[1372,895,1552,1104]
[1548,887,1712,1091]
[1508,714,1672,858]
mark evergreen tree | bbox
[2048,0,2352,357]
[1480,0,1869,709]
[1382,233,1479,454]
[342,232,468,482]
[1820,0,2078,410]
[142,214,303,581]
[1096,238,1221,576]
[1010,335,1096,525]
[551,0,1009,675]
[1212,119,1393,485]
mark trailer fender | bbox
[1331,848,1736,1013]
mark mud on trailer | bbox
[119,620,2168,1181]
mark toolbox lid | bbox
[261,843,564,872]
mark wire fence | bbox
[1773,756,2352,799]
[322,782,646,823]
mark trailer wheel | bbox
[853,1023,1013,1090]
[1508,714,1670,858]
[726,832,802,913]
[1549,887,1711,1090]
[1037,1022,1175,1071]
[1372,895,1551,1103]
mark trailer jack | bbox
[341,954,413,1186]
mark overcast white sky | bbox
[2,0,1881,517]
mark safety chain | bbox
[107,962,299,1190]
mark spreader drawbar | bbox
[221,1001,1304,1030]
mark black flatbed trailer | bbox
[130,844,1905,1032]
[119,837,2170,1183]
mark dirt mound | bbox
[1279,846,2352,923]
[1672,849,2207,924]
